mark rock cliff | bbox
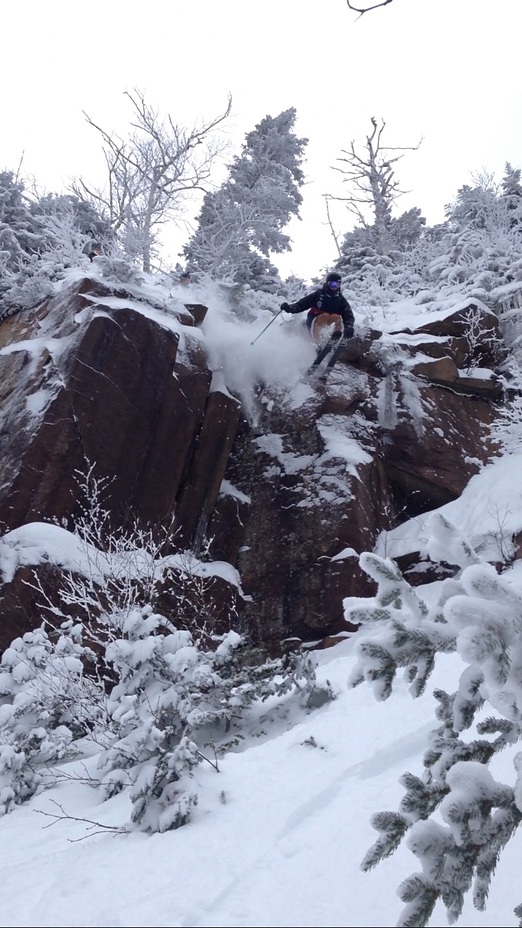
[0,274,507,654]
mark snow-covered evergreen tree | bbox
[333,207,428,306]
[501,163,522,203]
[0,468,327,835]
[348,512,522,927]
[418,177,522,304]
[0,175,114,317]
[184,108,307,290]
[97,607,320,833]
[501,162,522,230]
[0,621,105,814]
[0,170,45,270]
[33,193,114,262]
[0,172,54,316]
[336,168,522,310]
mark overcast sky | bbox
[3,0,521,280]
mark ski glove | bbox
[281,302,292,312]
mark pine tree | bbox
[184,108,307,289]
[0,622,105,814]
[0,473,328,835]
[445,180,500,231]
[501,162,522,229]
[98,608,320,832]
[0,171,45,268]
[390,207,426,250]
[0,176,113,317]
[0,171,52,317]
[351,512,522,926]
[501,162,522,204]
[33,193,114,258]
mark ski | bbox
[305,334,342,378]
[316,337,347,381]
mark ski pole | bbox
[250,308,284,345]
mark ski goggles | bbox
[327,280,341,289]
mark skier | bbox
[83,238,103,262]
[280,271,354,345]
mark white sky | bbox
[0,270,522,927]
[3,0,522,282]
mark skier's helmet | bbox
[325,271,342,292]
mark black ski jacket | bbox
[287,287,354,336]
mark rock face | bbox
[0,280,217,532]
[0,279,507,654]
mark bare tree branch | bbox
[327,117,422,254]
[323,195,342,258]
[347,0,394,15]
[72,90,232,272]
[35,800,128,840]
